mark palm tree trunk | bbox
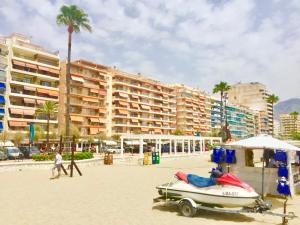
[47,114,50,151]
[272,103,274,136]
[220,91,223,129]
[66,29,72,139]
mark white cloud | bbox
[0,0,299,100]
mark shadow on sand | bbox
[152,204,255,222]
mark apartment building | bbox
[111,69,176,135]
[211,98,257,139]
[1,33,60,133]
[227,82,273,134]
[280,114,300,138]
[0,37,8,132]
[173,84,211,135]
[59,60,110,136]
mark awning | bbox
[90,88,99,94]
[10,108,23,115]
[155,121,162,125]
[119,101,128,107]
[82,97,98,103]
[48,90,59,97]
[9,121,27,127]
[38,65,50,71]
[49,68,59,74]
[152,106,161,110]
[24,86,36,91]
[125,140,146,145]
[71,75,84,83]
[26,63,37,70]
[141,128,149,132]
[162,108,169,112]
[131,94,139,99]
[24,98,35,104]
[99,90,106,96]
[37,88,49,95]
[99,81,106,85]
[99,118,106,123]
[90,118,99,123]
[99,108,106,113]
[89,127,99,135]
[36,99,46,105]
[12,60,25,67]
[117,109,128,115]
[163,94,168,98]
[70,116,84,122]
[103,140,117,145]
[119,93,128,98]
[98,127,106,132]
[131,103,139,108]
[140,104,150,110]
[154,129,162,133]
[162,122,169,126]
[131,119,139,123]
[0,82,6,89]
[23,109,35,116]
[0,96,5,103]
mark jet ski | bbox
[156,172,260,208]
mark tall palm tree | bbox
[266,94,279,135]
[290,111,299,133]
[213,81,231,129]
[57,5,92,138]
[36,101,58,150]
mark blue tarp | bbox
[0,122,3,130]
[0,82,5,89]
[0,96,4,103]
[187,174,216,187]
[0,108,4,114]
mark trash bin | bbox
[143,152,152,165]
[155,151,160,164]
[104,152,113,165]
[152,152,156,165]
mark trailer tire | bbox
[179,200,197,217]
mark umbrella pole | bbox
[262,157,265,200]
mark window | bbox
[40,81,51,87]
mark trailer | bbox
[153,196,296,224]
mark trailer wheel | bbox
[179,200,197,217]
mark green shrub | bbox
[32,154,55,161]
[32,152,93,161]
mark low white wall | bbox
[0,153,208,172]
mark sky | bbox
[0,0,299,101]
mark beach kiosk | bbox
[224,134,300,197]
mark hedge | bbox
[32,152,93,161]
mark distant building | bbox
[279,114,300,138]
[0,33,60,133]
[210,97,258,139]
[173,84,211,135]
[227,82,273,135]
[59,60,110,136]
[111,68,177,135]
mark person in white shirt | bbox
[51,151,62,179]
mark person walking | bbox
[51,151,62,179]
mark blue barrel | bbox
[152,152,156,164]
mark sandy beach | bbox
[0,154,299,225]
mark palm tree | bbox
[290,111,299,133]
[57,5,92,138]
[266,94,279,135]
[213,82,231,138]
[36,101,58,150]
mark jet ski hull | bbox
[157,181,259,208]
